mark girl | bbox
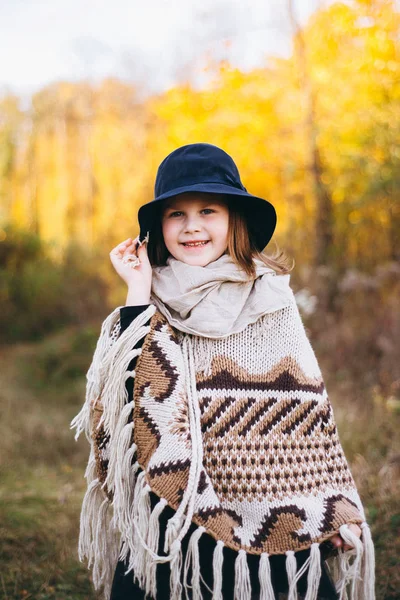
[71,143,375,600]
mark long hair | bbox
[146,196,295,278]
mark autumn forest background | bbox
[1,1,399,599]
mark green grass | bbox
[0,327,101,600]
[325,376,400,599]
[0,469,95,600]
[0,326,399,599]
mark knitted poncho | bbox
[71,298,375,600]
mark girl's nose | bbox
[184,216,201,233]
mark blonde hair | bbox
[146,196,295,278]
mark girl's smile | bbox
[161,192,229,266]
[181,240,210,249]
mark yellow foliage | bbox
[0,1,399,271]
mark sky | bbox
[0,0,323,98]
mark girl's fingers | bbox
[122,241,138,258]
[137,239,148,256]
[343,524,362,551]
[111,240,129,254]
[110,238,135,256]
[119,236,145,261]
[117,238,132,248]
[329,524,362,552]
[349,524,362,537]
[329,533,352,551]
[329,534,343,549]
[137,240,150,267]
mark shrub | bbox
[0,225,109,342]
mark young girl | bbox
[71,143,375,600]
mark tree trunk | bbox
[287,0,336,311]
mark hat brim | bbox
[138,182,277,251]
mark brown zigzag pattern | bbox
[247,505,311,550]
[153,316,180,343]
[298,402,332,437]
[201,395,238,433]
[236,397,279,436]
[145,339,179,403]
[128,310,365,556]
[259,398,302,436]
[197,368,325,395]
[198,395,213,412]
[138,406,161,443]
[205,397,258,438]
[319,494,359,533]
[196,505,224,520]
[197,470,208,494]
[281,400,318,434]
[302,410,325,437]
[148,458,191,478]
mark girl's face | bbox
[161,192,230,267]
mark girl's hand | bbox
[328,523,362,552]
[109,237,152,304]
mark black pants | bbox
[110,493,338,600]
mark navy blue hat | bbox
[138,143,276,251]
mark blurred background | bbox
[0,0,399,598]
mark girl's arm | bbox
[120,305,151,333]
[118,304,152,400]
[109,236,152,306]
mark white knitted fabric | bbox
[71,301,376,600]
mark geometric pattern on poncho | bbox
[133,306,364,556]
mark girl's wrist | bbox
[125,287,150,306]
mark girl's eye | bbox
[167,208,215,217]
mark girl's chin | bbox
[179,256,212,266]
[176,252,219,267]
[169,246,227,265]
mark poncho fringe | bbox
[71,304,375,600]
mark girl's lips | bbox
[181,240,210,248]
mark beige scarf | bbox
[151,253,295,338]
